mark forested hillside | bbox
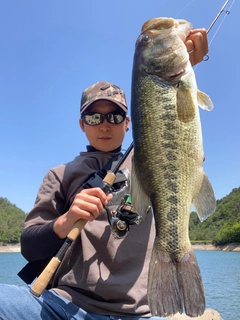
[189,187,240,245]
[0,197,26,244]
[1,186,240,245]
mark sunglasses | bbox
[81,111,126,126]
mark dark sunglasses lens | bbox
[83,113,103,126]
[107,112,126,124]
[82,112,126,126]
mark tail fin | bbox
[148,245,205,317]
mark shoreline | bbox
[0,242,240,253]
[192,242,240,252]
[0,244,21,253]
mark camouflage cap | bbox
[80,81,128,114]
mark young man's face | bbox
[79,100,130,152]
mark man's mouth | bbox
[99,137,111,140]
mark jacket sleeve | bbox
[21,169,66,261]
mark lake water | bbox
[0,251,239,319]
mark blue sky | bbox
[0,0,238,213]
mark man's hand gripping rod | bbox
[30,142,134,297]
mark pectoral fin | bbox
[197,90,214,111]
[192,173,216,222]
[177,87,196,122]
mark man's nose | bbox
[100,118,110,129]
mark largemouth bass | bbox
[130,17,216,317]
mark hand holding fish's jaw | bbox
[185,28,209,66]
[134,18,194,82]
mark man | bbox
[0,30,208,320]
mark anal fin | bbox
[193,173,216,222]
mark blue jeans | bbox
[0,284,165,320]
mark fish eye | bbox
[135,34,151,47]
[141,35,150,43]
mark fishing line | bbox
[174,0,195,18]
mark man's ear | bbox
[126,115,130,131]
[79,118,85,132]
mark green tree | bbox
[189,187,240,244]
[213,222,240,245]
[0,197,26,244]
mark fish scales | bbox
[132,75,199,254]
[130,17,216,317]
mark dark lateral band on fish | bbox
[130,17,216,318]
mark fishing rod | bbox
[207,0,231,34]
[202,0,233,61]
[30,141,134,297]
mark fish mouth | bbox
[148,67,187,81]
[166,68,186,80]
[165,57,190,80]
[149,63,188,81]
